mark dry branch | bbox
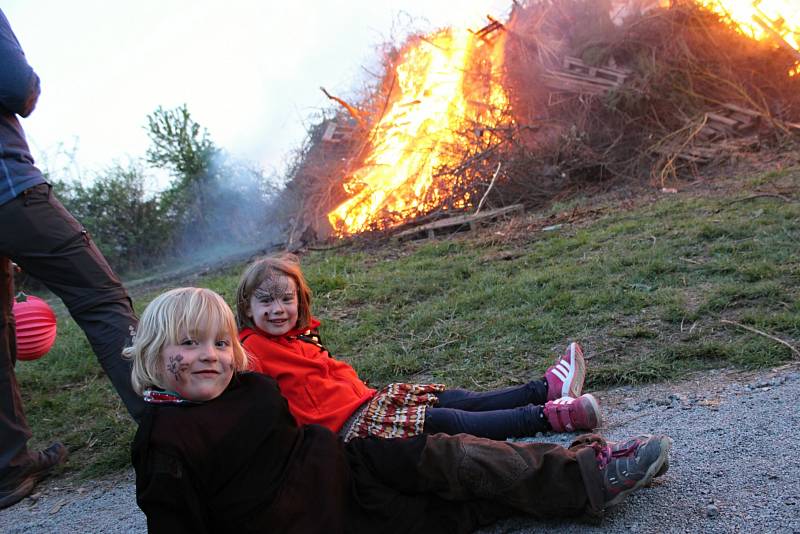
[320,87,367,129]
[720,319,800,359]
[475,162,503,214]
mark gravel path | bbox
[2,363,799,533]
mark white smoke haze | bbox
[165,151,286,271]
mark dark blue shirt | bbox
[0,9,45,206]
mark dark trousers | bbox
[347,431,606,530]
[0,184,145,472]
[424,380,549,439]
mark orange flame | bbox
[327,2,799,237]
[695,1,800,65]
[327,27,509,236]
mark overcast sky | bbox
[3,1,512,186]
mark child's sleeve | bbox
[136,450,210,533]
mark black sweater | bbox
[132,373,495,533]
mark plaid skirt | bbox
[341,382,446,442]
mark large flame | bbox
[696,0,800,66]
[327,27,509,236]
[327,1,799,237]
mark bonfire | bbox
[282,0,800,245]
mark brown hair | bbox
[123,287,249,395]
[235,253,313,331]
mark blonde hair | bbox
[124,287,249,395]
[235,253,313,331]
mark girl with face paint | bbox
[236,254,603,442]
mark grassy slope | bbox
[15,168,799,478]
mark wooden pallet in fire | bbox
[394,204,524,241]
[698,103,761,141]
[321,118,358,144]
[470,16,505,44]
[653,136,760,164]
[651,102,763,163]
[543,56,630,95]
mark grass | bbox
[14,168,800,479]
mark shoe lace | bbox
[593,440,640,470]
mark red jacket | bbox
[240,319,376,432]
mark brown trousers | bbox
[418,432,606,518]
[348,431,607,531]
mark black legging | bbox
[423,379,549,439]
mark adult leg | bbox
[0,257,66,509]
[0,257,30,470]
[0,185,145,421]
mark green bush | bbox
[45,104,278,275]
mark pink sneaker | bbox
[543,394,602,432]
[545,342,586,401]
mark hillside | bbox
[13,166,799,480]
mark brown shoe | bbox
[0,442,68,510]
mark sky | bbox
[3,1,512,187]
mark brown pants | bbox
[417,432,606,518]
[347,431,606,532]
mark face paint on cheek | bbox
[167,353,188,383]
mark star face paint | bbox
[252,269,291,302]
[167,353,188,382]
[159,329,234,401]
[247,274,299,337]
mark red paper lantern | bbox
[12,295,58,361]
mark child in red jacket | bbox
[237,254,602,442]
[129,287,672,533]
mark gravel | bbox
[2,363,799,533]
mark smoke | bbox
[169,151,287,267]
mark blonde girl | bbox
[125,287,248,403]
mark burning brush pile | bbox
[282,0,800,245]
